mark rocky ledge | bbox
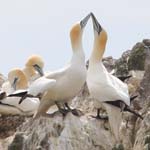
[0,39,150,150]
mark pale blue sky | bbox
[0,0,150,76]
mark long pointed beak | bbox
[12,77,18,90]
[90,12,102,34]
[80,13,91,29]
[33,64,44,76]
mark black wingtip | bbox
[130,95,138,102]
[117,75,132,82]
[8,91,28,97]
[104,100,143,120]
[125,106,143,120]
[18,97,24,104]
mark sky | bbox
[0,0,150,76]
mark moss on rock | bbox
[128,42,146,71]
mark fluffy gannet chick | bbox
[23,55,44,83]
[2,68,28,94]
[87,13,142,142]
[17,13,90,118]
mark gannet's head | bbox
[8,68,28,90]
[90,13,107,51]
[25,55,44,76]
[70,13,90,50]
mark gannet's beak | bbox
[12,77,18,90]
[80,13,91,29]
[33,64,44,76]
[90,12,102,34]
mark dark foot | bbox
[55,102,69,116]
[70,109,84,116]
[117,75,132,82]
[58,108,69,116]
[64,103,83,116]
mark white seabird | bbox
[16,13,90,118]
[23,55,44,84]
[86,13,142,142]
[2,68,28,94]
[0,69,40,115]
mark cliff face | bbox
[1,39,150,150]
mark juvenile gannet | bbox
[86,13,142,141]
[2,68,28,94]
[0,69,40,115]
[16,14,90,118]
[23,55,44,83]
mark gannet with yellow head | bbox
[2,68,28,94]
[8,68,28,90]
[16,13,90,118]
[0,69,40,115]
[23,55,44,83]
[87,13,142,142]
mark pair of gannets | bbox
[86,13,142,142]
[10,13,142,139]
[0,68,40,115]
[0,54,45,115]
[1,55,44,94]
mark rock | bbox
[9,114,115,150]
[115,50,131,76]
[0,115,29,139]
[127,70,144,94]
[8,132,25,150]
[112,143,124,150]
[1,39,150,150]
[143,39,150,47]
[102,56,116,72]
[139,61,150,102]
[128,42,147,71]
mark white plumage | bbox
[0,96,39,115]
[0,69,40,115]
[87,13,130,142]
[22,14,90,118]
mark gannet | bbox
[15,14,90,118]
[23,55,44,83]
[2,68,28,94]
[0,69,40,115]
[86,13,142,142]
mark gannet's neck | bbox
[23,67,36,80]
[71,43,85,64]
[88,60,107,74]
[70,27,85,64]
[16,78,28,90]
[89,30,107,64]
